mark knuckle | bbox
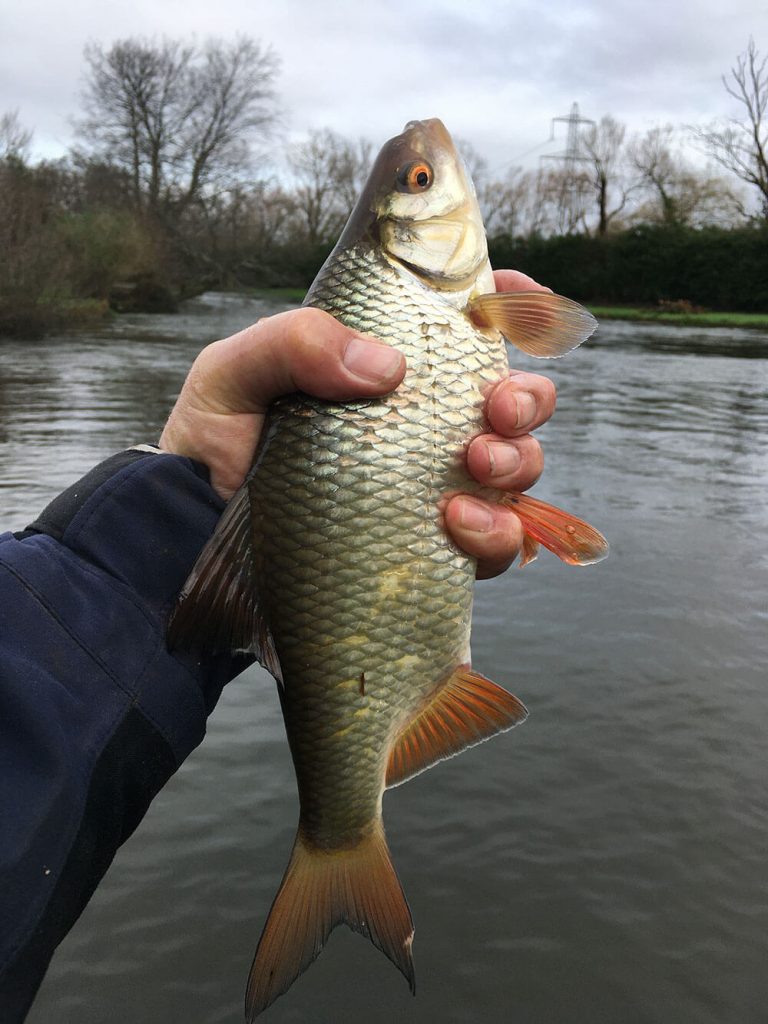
[510,371,556,403]
[523,438,545,478]
[284,306,321,340]
[285,307,348,362]
[499,503,525,540]
[539,375,557,408]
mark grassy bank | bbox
[588,305,768,329]
[250,286,305,303]
[250,289,768,331]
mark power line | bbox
[490,103,595,176]
[490,136,553,173]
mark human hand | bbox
[159,269,556,579]
[446,269,556,578]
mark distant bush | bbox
[232,240,334,291]
[238,226,768,313]
[231,224,768,312]
[55,209,159,300]
[489,226,768,311]
[0,158,164,335]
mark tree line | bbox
[1,35,767,335]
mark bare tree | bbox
[670,172,746,227]
[691,39,768,219]
[242,181,298,249]
[193,179,297,274]
[0,110,33,163]
[630,125,743,227]
[629,125,685,225]
[487,166,566,239]
[542,164,592,235]
[287,129,372,244]
[0,158,74,331]
[580,115,636,234]
[454,139,527,237]
[480,168,533,237]
[77,36,280,220]
[489,165,588,239]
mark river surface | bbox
[2,294,767,1024]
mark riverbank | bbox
[250,289,768,331]
[249,286,305,303]
[0,298,110,339]
[588,305,768,329]
[5,289,768,339]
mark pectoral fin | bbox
[501,492,609,566]
[386,667,528,788]
[167,482,281,681]
[468,290,597,358]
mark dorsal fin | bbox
[386,667,528,788]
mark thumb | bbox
[159,307,405,499]
[187,306,405,416]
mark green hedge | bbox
[489,226,768,312]
[245,226,768,313]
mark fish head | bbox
[338,118,493,295]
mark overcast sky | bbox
[2,0,766,173]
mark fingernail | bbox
[459,497,494,533]
[515,391,537,429]
[343,336,403,383]
[486,440,521,478]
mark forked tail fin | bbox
[245,823,415,1020]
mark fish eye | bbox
[397,161,434,193]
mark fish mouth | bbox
[400,118,452,151]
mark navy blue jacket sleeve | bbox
[0,450,248,1021]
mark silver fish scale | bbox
[247,244,509,846]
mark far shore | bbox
[587,305,768,329]
[248,289,768,332]
[4,290,768,341]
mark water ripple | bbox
[5,300,767,1024]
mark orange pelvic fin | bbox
[501,492,609,566]
[245,824,414,1020]
[386,667,528,789]
[468,290,597,358]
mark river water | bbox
[3,294,767,1024]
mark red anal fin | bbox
[245,823,414,1020]
[167,482,281,681]
[520,532,541,568]
[386,667,528,789]
[468,290,597,358]
[501,492,609,566]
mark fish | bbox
[168,117,608,1019]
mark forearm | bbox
[0,450,245,1020]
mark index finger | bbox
[493,269,553,294]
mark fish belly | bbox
[247,245,509,848]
